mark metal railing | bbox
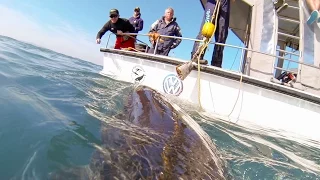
[104,32,320,75]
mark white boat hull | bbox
[100,49,320,143]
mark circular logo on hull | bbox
[163,74,183,96]
[131,65,146,83]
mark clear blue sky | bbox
[1,0,247,70]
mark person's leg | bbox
[191,0,217,60]
[316,0,320,22]
[211,0,230,67]
[114,37,122,49]
[315,0,320,10]
[119,37,135,50]
[307,11,319,25]
[159,48,171,56]
[147,47,156,54]
[128,38,136,51]
[306,0,317,11]
[306,0,319,25]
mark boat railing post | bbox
[239,47,245,73]
[106,33,112,48]
[154,38,159,55]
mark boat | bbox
[99,0,320,143]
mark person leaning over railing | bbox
[148,7,182,56]
[305,0,320,25]
[96,9,136,50]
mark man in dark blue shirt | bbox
[128,7,144,33]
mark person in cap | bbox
[128,7,144,34]
[96,9,136,49]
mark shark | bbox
[49,85,230,180]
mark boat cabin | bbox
[206,0,320,95]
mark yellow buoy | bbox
[201,22,215,38]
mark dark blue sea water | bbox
[0,35,319,179]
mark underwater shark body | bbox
[49,85,229,180]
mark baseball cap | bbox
[134,7,140,12]
[110,9,119,16]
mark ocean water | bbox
[0,35,319,179]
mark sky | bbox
[0,0,272,71]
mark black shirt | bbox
[96,18,135,39]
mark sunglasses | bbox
[110,15,118,18]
